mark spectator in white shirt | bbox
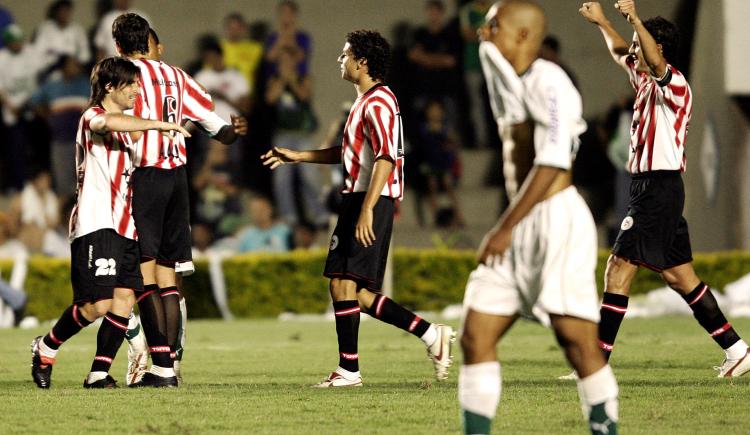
[34,0,91,74]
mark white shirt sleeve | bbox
[478,41,526,127]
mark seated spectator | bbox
[415,98,464,228]
[292,222,317,250]
[10,168,59,254]
[192,142,243,239]
[34,0,90,75]
[236,196,291,253]
[29,55,89,198]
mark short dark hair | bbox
[425,0,444,11]
[148,28,160,45]
[346,29,391,83]
[643,16,680,65]
[47,0,72,20]
[112,13,150,55]
[89,57,140,106]
[278,1,298,13]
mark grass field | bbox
[1,316,749,434]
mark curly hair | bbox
[112,13,150,56]
[346,30,391,83]
[89,57,140,107]
[643,16,680,65]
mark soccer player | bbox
[458,2,619,434]
[262,30,455,387]
[112,13,247,387]
[580,0,750,378]
[30,56,190,389]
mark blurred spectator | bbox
[41,195,74,257]
[236,196,291,253]
[191,223,215,255]
[0,6,12,49]
[540,35,579,89]
[221,13,264,98]
[408,0,462,132]
[192,142,244,239]
[93,0,149,59]
[265,46,327,226]
[34,0,91,75]
[292,222,317,250]
[0,211,27,327]
[195,38,251,124]
[606,98,635,244]
[10,169,60,254]
[0,24,46,192]
[459,0,491,148]
[415,98,464,228]
[264,0,311,77]
[29,55,89,199]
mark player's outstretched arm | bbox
[261,146,342,169]
[579,2,630,70]
[477,165,562,264]
[212,114,248,145]
[90,113,191,137]
[616,0,667,77]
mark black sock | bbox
[367,294,430,337]
[90,312,128,373]
[599,293,629,360]
[136,284,172,368]
[682,282,741,349]
[333,300,360,373]
[43,305,93,350]
[160,286,181,359]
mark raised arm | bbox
[89,113,191,137]
[616,0,667,77]
[579,2,631,70]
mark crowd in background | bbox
[0,0,634,264]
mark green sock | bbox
[462,410,491,435]
[589,403,617,435]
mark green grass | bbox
[1,317,749,434]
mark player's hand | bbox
[477,226,512,265]
[230,114,248,136]
[355,207,375,247]
[261,146,299,169]
[579,2,606,24]
[159,122,191,140]
[615,0,638,23]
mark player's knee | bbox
[460,328,492,361]
[604,257,629,294]
[79,302,109,319]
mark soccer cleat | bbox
[715,348,750,378]
[31,336,54,389]
[558,371,578,380]
[84,375,118,389]
[313,371,363,388]
[128,372,178,388]
[427,324,456,381]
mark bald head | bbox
[484,0,546,69]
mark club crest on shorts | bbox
[620,216,634,231]
[329,235,339,251]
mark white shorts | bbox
[462,186,600,325]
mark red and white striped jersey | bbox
[129,58,228,169]
[69,106,137,241]
[341,84,404,200]
[625,57,692,174]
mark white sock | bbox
[127,311,138,330]
[420,324,438,347]
[86,371,108,384]
[725,340,748,360]
[38,339,58,360]
[459,362,501,419]
[335,366,361,380]
[150,365,176,378]
[576,364,619,422]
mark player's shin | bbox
[459,361,501,435]
[40,305,93,361]
[88,312,129,383]
[367,294,433,342]
[598,293,629,360]
[333,300,360,375]
[136,284,173,371]
[682,282,747,357]
[576,365,619,435]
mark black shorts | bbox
[324,193,395,291]
[70,229,143,304]
[612,170,693,272]
[131,165,192,267]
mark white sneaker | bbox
[427,324,456,381]
[558,371,578,380]
[313,371,363,388]
[125,322,149,386]
[716,348,750,378]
